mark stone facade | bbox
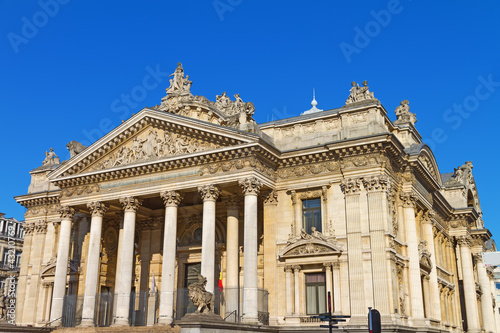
[14,64,498,332]
[0,213,23,309]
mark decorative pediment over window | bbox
[280,237,343,259]
[41,258,79,278]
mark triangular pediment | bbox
[280,238,343,259]
[49,108,260,180]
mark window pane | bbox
[318,285,326,313]
[313,210,322,232]
[306,285,317,315]
[303,198,321,209]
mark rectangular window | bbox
[305,273,326,315]
[303,198,322,234]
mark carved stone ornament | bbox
[421,210,435,224]
[263,190,278,205]
[239,177,262,195]
[119,197,142,212]
[187,274,215,313]
[61,184,100,198]
[35,221,48,234]
[418,240,432,262]
[456,236,472,247]
[224,194,240,209]
[23,222,35,235]
[58,205,76,219]
[281,229,342,259]
[87,202,109,217]
[344,81,378,105]
[96,128,220,171]
[399,192,416,208]
[445,161,474,187]
[160,190,183,207]
[198,185,220,201]
[66,141,87,158]
[200,157,275,180]
[394,100,417,126]
[277,161,339,179]
[340,178,361,195]
[363,175,389,192]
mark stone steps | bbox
[0,322,54,332]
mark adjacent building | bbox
[14,64,498,332]
[0,213,24,298]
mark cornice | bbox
[14,191,60,208]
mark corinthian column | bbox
[293,265,301,316]
[198,185,220,293]
[113,197,142,326]
[421,211,441,322]
[158,191,182,325]
[225,195,240,321]
[80,202,108,327]
[400,192,425,325]
[363,175,390,315]
[458,236,480,333]
[239,177,262,323]
[50,205,76,325]
[285,265,293,316]
[474,252,495,333]
[340,178,365,317]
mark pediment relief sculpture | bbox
[281,228,342,259]
[91,127,220,171]
[153,63,259,133]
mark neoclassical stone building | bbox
[14,64,498,332]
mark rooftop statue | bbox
[166,62,193,95]
[345,80,378,105]
[394,99,417,126]
[42,148,60,166]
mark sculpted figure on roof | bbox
[345,80,377,105]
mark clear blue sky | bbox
[1,1,499,236]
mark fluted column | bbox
[421,212,441,322]
[340,178,365,317]
[363,175,390,315]
[474,253,495,332]
[293,265,301,316]
[400,192,425,325]
[239,177,262,323]
[50,206,76,324]
[225,195,240,320]
[113,197,142,326]
[458,236,480,333]
[81,202,108,326]
[285,266,293,316]
[198,185,220,293]
[158,191,182,325]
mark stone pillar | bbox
[340,178,365,318]
[363,176,390,315]
[263,190,278,324]
[474,253,495,333]
[157,191,182,325]
[113,197,142,326]
[285,266,293,316]
[225,195,240,320]
[293,265,301,316]
[112,212,124,321]
[422,275,431,319]
[324,263,333,309]
[198,185,220,293]
[458,236,480,333]
[239,177,262,323]
[81,202,108,326]
[50,206,76,324]
[291,190,300,237]
[400,192,425,325]
[421,212,441,322]
[332,261,341,314]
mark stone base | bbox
[79,318,95,327]
[110,317,129,327]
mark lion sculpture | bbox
[66,140,88,157]
[188,274,215,314]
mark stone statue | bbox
[166,62,192,95]
[66,141,87,157]
[345,81,377,105]
[394,100,417,126]
[188,274,215,313]
[42,148,60,165]
[310,227,329,242]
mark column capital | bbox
[58,205,76,219]
[239,177,262,196]
[87,201,109,217]
[23,222,35,235]
[35,221,48,234]
[292,265,301,273]
[198,184,220,201]
[323,262,333,271]
[400,192,416,208]
[472,253,483,263]
[225,194,240,209]
[363,175,389,192]
[160,190,183,207]
[263,189,278,205]
[284,265,293,273]
[456,235,472,247]
[340,178,361,195]
[421,210,435,224]
[119,197,143,212]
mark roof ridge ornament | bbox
[344,80,379,106]
[301,88,323,115]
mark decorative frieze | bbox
[61,184,100,198]
[277,161,339,179]
[160,190,183,207]
[119,197,142,212]
[200,157,276,180]
[87,202,109,217]
[239,177,262,195]
[198,185,220,201]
